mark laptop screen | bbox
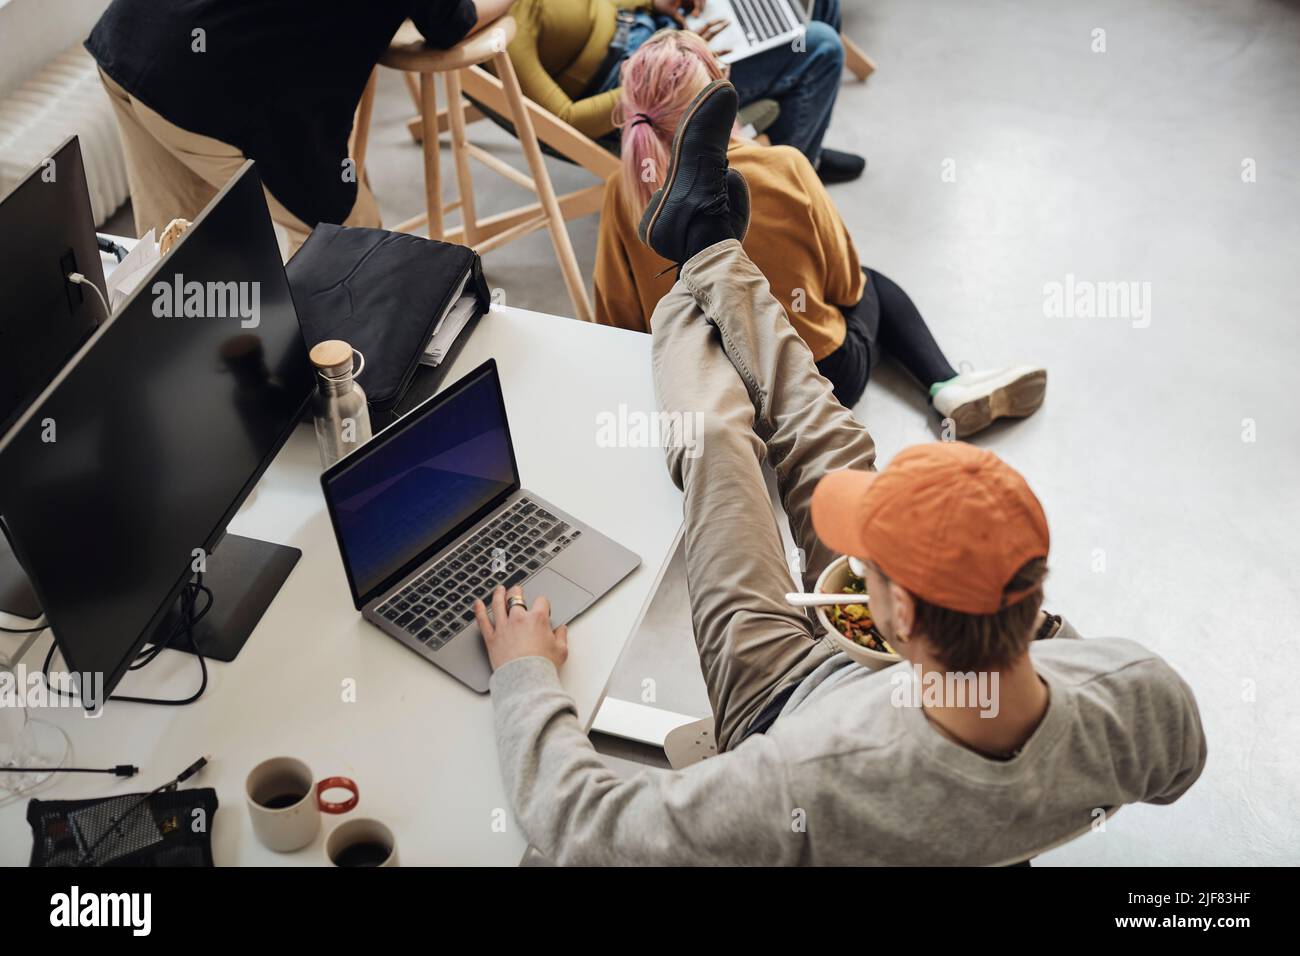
[323,361,518,605]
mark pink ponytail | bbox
[613,30,728,222]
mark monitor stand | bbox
[0,534,42,620]
[147,533,301,663]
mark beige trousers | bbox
[652,240,879,751]
[99,70,380,257]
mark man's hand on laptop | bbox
[474,585,569,671]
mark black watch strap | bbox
[1035,612,1062,641]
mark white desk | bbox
[0,305,684,865]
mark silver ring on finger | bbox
[507,595,528,612]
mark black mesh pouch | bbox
[26,787,218,867]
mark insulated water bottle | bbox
[310,340,372,469]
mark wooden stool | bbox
[362,16,593,323]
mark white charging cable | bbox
[66,272,112,320]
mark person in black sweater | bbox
[87,0,512,253]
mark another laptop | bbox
[320,359,640,692]
[685,0,807,65]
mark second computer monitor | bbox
[0,135,107,438]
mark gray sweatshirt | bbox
[490,620,1207,865]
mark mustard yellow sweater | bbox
[507,0,653,139]
[595,140,864,361]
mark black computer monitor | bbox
[0,135,107,617]
[0,135,107,434]
[0,162,313,705]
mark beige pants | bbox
[652,240,879,750]
[100,70,380,257]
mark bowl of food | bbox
[814,555,899,670]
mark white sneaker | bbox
[932,366,1047,438]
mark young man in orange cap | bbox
[477,81,1206,865]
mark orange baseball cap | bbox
[811,442,1049,614]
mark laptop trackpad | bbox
[526,568,595,627]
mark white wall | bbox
[0,0,109,97]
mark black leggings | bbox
[815,268,958,407]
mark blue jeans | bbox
[595,12,677,95]
[728,0,844,164]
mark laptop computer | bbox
[686,0,807,65]
[320,358,640,692]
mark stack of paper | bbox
[421,294,479,367]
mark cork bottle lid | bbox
[310,339,353,371]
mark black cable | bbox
[41,572,212,708]
[77,755,209,867]
[126,588,206,670]
[1,764,137,777]
[126,582,211,672]
[96,234,128,263]
[112,591,210,706]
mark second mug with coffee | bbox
[326,818,399,867]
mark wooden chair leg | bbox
[492,51,593,323]
[403,72,423,144]
[419,72,444,240]
[460,65,619,180]
[444,69,479,247]
[842,35,876,81]
[351,68,378,181]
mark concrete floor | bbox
[351,0,1300,865]
[123,0,1290,864]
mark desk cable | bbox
[96,234,128,263]
[66,271,112,320]
[41,571,213,707]
[0,621,48,633]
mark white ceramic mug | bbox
[245,756,359,853]
[325,817,399,868]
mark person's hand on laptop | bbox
[474,585,569,671]
[692,17,731,46]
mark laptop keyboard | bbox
[374,497,582,651]
[732,0,796,44]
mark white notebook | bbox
[420,292,479,367]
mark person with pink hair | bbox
[594,30,1049,436]
[506,0,864,181]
